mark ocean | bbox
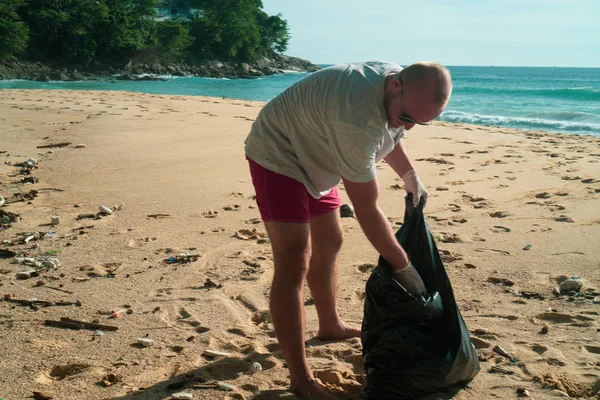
[1,66,599,136]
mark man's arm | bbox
[383,140,414,177]
[384,141,429,207]
[342,176,409,271]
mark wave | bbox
[455,86,600,102]
[278,69,306,74]
[440,110,600,135]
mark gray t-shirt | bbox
[244,61,404,198]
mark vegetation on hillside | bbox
[0,0,290,65]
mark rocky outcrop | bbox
[0,54,321,81]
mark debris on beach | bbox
[164,253,200,264]
[100,373,122,387]
[5,298,81,309]
[44,317,118,331]
[36,142,72,149]
[0,209,20,230]
[137,337,155,347]
[147,213,171,218]
[340,204,354,218]
[203,349,230,357]
[171,392,193,399]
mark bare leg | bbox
[307,210,361,340]
[265,221,334,400]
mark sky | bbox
[260,0,600,68]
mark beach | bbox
[1,89,599,399]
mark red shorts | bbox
[247,157,341,223]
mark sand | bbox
[0,89,599,400]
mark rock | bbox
[249,361,262,373]
[559,276,583,293]
[516,388,531,397]
[100,373,122,386]
[470,337,491,349]
[171,393,193,399]
[73,144,87,149]
[16,270,38,279]
[117,73,134,81]
[340,204,354,218]
[51,215,60,225]
[68,71,84,80]
[216,382,236,391]
[137,338,154,347]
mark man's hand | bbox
[394,262,427,296]
[401,170,429,208]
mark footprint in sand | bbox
[474,248,510,256]
[201,210,219,218]
[561,175,581,181]
[447,218,467,226]
[466,149,489,154]
[531,344,548,355]
[223,204,242,211]
[534,312,594,325]
[491,225,511,233]
[127,237,156,248]
[416,157,454,165]
[462,194,486,202]
[438,232,465,243]
[489,211,512,218]
[554,215,575,223]
[439,249,463,263]
[529,224,552,232]
[547,204,566,212]
[448,203,462,212]
[582,178,599,184]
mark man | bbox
[245,61,452,399]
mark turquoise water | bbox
[2,66,599,136]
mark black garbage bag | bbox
[361,196,480,399]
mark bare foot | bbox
[292,379,336,400]
[317,321,361,341]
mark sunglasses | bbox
[398,76,433,126]
[398,115,433,126]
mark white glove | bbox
[394,262,427,297]
[401,170,429,208]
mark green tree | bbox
[95,0,160,62]
[188,0,261,61]
[19,0,70,58]
[0,0,29,60]
[157,20,191,62]
[257,11,289,54]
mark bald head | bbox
[400,62,452,107]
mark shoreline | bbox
[1,88,597,139]
[1,89,599,400]
[0,55,321,82]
